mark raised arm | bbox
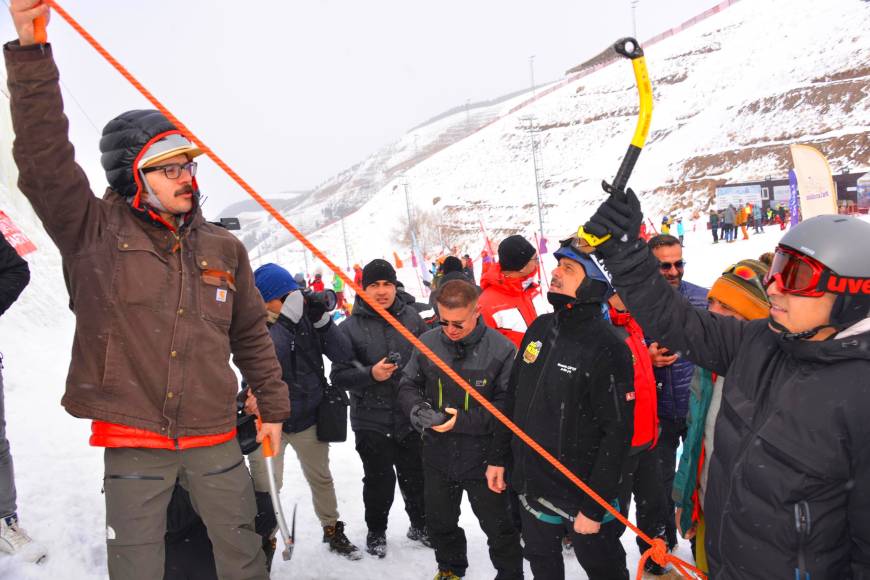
[584,189,747,376]
[5,41,103,255]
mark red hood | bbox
[480,264,527,297]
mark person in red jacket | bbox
[311,272,325,292]
[478,235,540,348]
[609,292,669,576]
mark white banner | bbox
[790,144,838,219]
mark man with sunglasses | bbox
[4,10,289,578]
[645,234,708,551]
[398,279,523,580]
[584,189,870,579]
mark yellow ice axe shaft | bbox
[578,37,653,248]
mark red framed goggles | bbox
[764,247,826,297]
[764,246,870,297]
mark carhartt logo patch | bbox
[523,341,542,364]
[215,288,228,303]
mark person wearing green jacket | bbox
[671,259,770,572]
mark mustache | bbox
[175,184,194,197]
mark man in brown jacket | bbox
[5,3,289,579]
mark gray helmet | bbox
[777,215,870,330]
[779,215,870,278]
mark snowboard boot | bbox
[322,520,362,560]
[434,570,462,580]
[406,525,434,548]
[0,514,47,563]
[365,530,387,558]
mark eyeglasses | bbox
[141,161,198,180]
[763,247,826,297]
[438,319,465,330]
[724,263,767,295]
[658,260,685,271]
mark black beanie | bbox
[441,256,463,275]
[498,235,536,272]
[362,259,397,288]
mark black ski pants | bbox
[423,464,523,579]
[616,448,668,555]
[354,429,426,533]
[657,417,688,549]
[519,500,628,580]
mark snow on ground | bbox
[0,208,820,579]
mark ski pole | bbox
[577,37,653,247]
[256,417,295,561]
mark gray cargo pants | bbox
[0,365,17,518]
[104,439,266,580]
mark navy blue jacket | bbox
[270,308,353,434]
[653,280,708,421]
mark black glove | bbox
[306,300,328,325]
[410,402,448,434]
[583,187,643,253]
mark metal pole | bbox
[529,55,536,98]
[341,217,351,272]
[631,0,640,39]
[525,116,546,250]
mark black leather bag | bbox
[316,383,349,443]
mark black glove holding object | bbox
[410,402,448,434]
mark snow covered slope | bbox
[245,0,869,273]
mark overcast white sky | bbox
[1,0,721,215]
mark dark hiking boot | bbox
[644,558,668,575]
[366,531,387,558]
[406,526,434,548]
[434,570,462,580]
[322,521,362,560]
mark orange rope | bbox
[42,2,704,577]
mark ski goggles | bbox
[763,247,827,297]
[765,246,870,296]
[724,263,767,296]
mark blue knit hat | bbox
[254,263,298,302]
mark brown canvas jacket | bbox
[4,42,289,438]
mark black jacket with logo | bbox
[397,321,516,480]
[509,302,635,522]
[601,239,870,579]
[330,294,427,438]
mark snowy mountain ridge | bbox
[244,0,869,274]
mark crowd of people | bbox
[2,4,870,580]
[707,202,790,244]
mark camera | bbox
[386,351,402,366]
[304,288,338,312]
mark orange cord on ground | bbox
[41,2,705,577]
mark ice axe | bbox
[256,417,296,561]
[576,37,653,250]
